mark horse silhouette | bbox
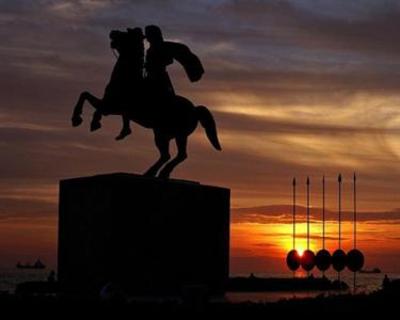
[71,28,221,178]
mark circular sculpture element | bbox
[347,249,364,272]
[286,249,301,271]
[315,249,331,271]
[301,249,315,271]
[332,249,347,272]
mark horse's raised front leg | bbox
[144,133,171,177]
[158,135,188,179]
[72,91,89,127]
[71,91,103,131]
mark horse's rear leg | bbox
[158,135,188,179]
[84,94,104,132]
[144,134,171,177]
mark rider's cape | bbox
[165,41,204,82]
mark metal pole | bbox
[322,175,325,249]
[307,177,310,250]
[338,174,342,249]
[293,178,296,249]
[354,172,357,249]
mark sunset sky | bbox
[1,0,400,274]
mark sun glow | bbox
[297,248,305,257]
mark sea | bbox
[226,271,400,303]
[1,268,398,303]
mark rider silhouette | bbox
[110,28,144,140]
[118,25,206,140]
[117,25,176,140]
[144,25,176,97]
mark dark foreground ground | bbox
[0,286,399,316]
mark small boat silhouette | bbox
[359,267,381,274]
[16,259,46,269]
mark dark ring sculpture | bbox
[315,249,331,272]
[332,249,347,272]
[287,249,301,271]
[301,249,316,272]
[347,248,364,272]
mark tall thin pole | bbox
[293,178,296,250]
[338,174,342,249]
[353,172,357,292]
[322,175,325,249]
[337,174,343,283]
[354,172,357,249]
[307,176,310,250]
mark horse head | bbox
[110,28,144,58]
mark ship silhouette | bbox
[16,259,46,270]
[359,268,381,274]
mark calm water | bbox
[226,271,400,303]
[1,268,398,302]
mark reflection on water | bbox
[226,291,329,303]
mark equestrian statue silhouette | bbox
[71,26,221,178]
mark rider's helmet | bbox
[145,25,163,45]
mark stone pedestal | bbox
[58,173,230,295]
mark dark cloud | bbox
[216,0,400,57]
[232,205,400,224]
[295,234,349,241]
[0,198,55,220]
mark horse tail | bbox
[195,105,222,151]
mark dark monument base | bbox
[58,173,230,295]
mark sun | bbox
[297,248,305,257]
